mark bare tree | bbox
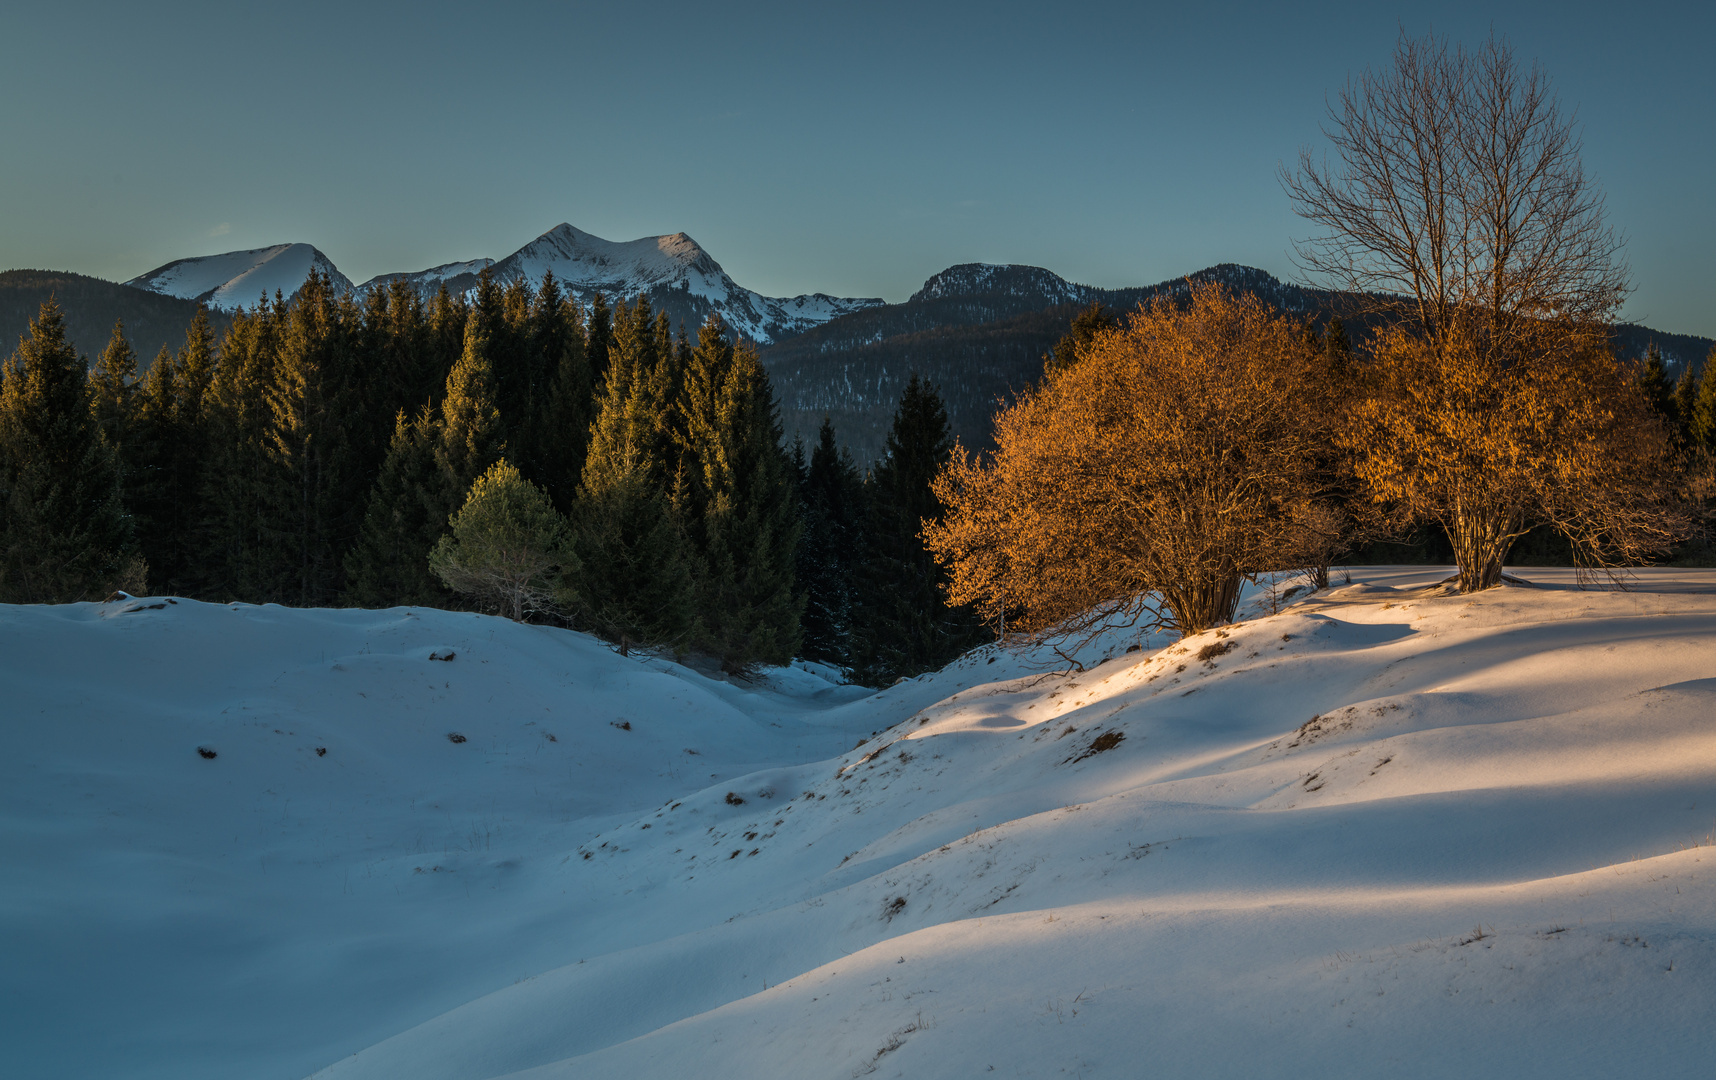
[1284,31,1682,590]
[1283,31,1628,354]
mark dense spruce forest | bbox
[0,271,987,682]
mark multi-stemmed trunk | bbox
[1163,571,1245,635]
[1445,501,1520,592]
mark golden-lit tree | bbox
[1346,325,1685,587]
[924,283,1342,640]
[1283,31,1685,588]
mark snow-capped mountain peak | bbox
[124,243,353,311]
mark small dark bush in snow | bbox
[196,746,217,759]
[447,733,467,744]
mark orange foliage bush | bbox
[924,283,1343,639]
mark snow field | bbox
[4,567,1714,1078]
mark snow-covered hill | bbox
[124,243,354,311]
[4,569,1715,1079]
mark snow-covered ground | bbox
[3,568,1713,1079]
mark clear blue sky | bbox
[2,1,1711,336]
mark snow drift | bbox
[3,568,1714,1080]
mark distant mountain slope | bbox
[125,243,353,311]
[1,269,229,366]
[760,263,1331,461]
[762,262,1712,463]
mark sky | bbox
[1,0,1711,336]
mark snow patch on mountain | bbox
[125,243,354,311]
[480,224,884,344]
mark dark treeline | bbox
[0,271,987,682]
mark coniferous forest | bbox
[0,270,987,681]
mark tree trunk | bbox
[1446,505,1517,592]
[1169,571,1245,634]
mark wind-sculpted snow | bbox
[5,569,1715,1080]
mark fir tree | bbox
[849,375,989,685]
[1045,302,1117,376]
[796,416,863,665]
[200,304,281,601]
[1635,344,1674,423]
[1691,348,1716,454]
[0,299,138,601]
[1324,317,1354,377]
[680,317,802,672]
[566,320,694,654]
[89,321,140,481]
[1671,361,1700,449]
[344,406,449,607]
[522,271,595,510]
[435,310,506,505]
[263,273,366,605]
[430,459,574,622]
[134,309,217,595]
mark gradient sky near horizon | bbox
[2,1,1712,336]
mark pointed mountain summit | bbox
[362,224,884,344]
[125,243,353,311]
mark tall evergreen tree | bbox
[1670,361,1700,449]
[1635,343,1674,423]
[532,281,595,513]
[435,310,506,503]
[566,313,694,654]
[680,317,801,672]
[796,416,864,665]
[1045,302,1118,376]
[263,273,366,605]
[849,375,990,685]
[88,320,140,469]
[0,300,137,601]
[132,309,217,595]
[345,309,506,609]
[1691,347,1716,454]
[1324,316,1354,378]
[344,406,450,607]
[200,303,282,601]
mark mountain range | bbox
[6,227,1709,464]
[122,224,885,346]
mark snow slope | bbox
[5,569,1715,1079]
[124,243,354,310]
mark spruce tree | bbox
[849,375,990,685]
[1636,344,1674,423]
[430,459,574,622]
[796,416,863,666]
[0,300,137,601]
[344,407,449,607]
[263,273,366,605]
[680,317,802,672]
[1046,302,1118,376]
[1691,348,1716,454]
[200,304,281,601]
[435,310,506,506]
[566,319,694,654]
[1670,361,1700,449]
[1324,317,1354,378]
[89,321,139,454]
[134,309,217,595]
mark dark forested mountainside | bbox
[762,262,1711,463]
[1,270,231,368]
